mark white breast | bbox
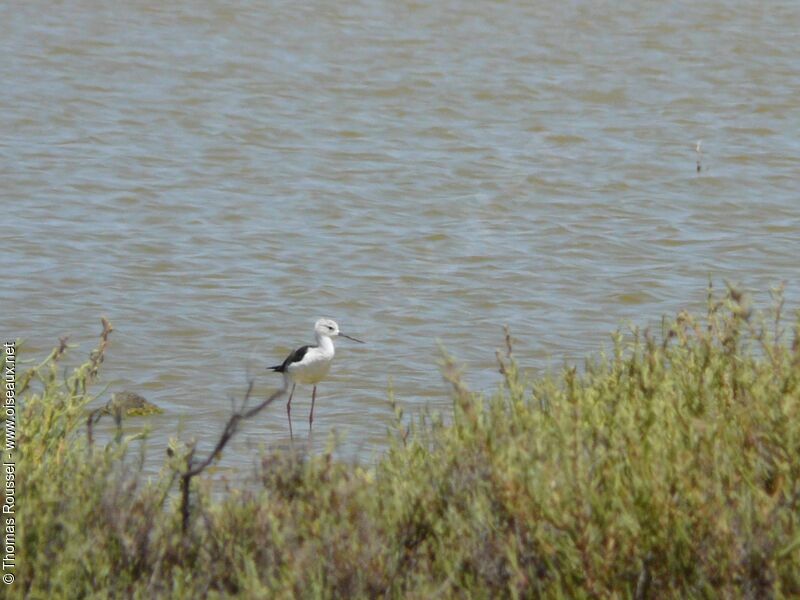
[287,346,333,384]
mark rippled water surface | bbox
[3,1,799,463]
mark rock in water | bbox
[104,391,163,417]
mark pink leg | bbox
[309,386,317,427]
[286,383,295,439]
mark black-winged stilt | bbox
[269,318,364,437]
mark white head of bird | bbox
[313,318,364,345]
[314,318,339,340]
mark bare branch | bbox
[179,382,285,532]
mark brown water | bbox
[3,1,799,464]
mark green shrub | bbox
[5,288,800,598]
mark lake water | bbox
[3,0,799,465]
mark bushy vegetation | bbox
[6,288,800,598]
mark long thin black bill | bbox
[340,333,365,343]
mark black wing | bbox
[269,345,311,373]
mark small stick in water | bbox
[695,140,703,173]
